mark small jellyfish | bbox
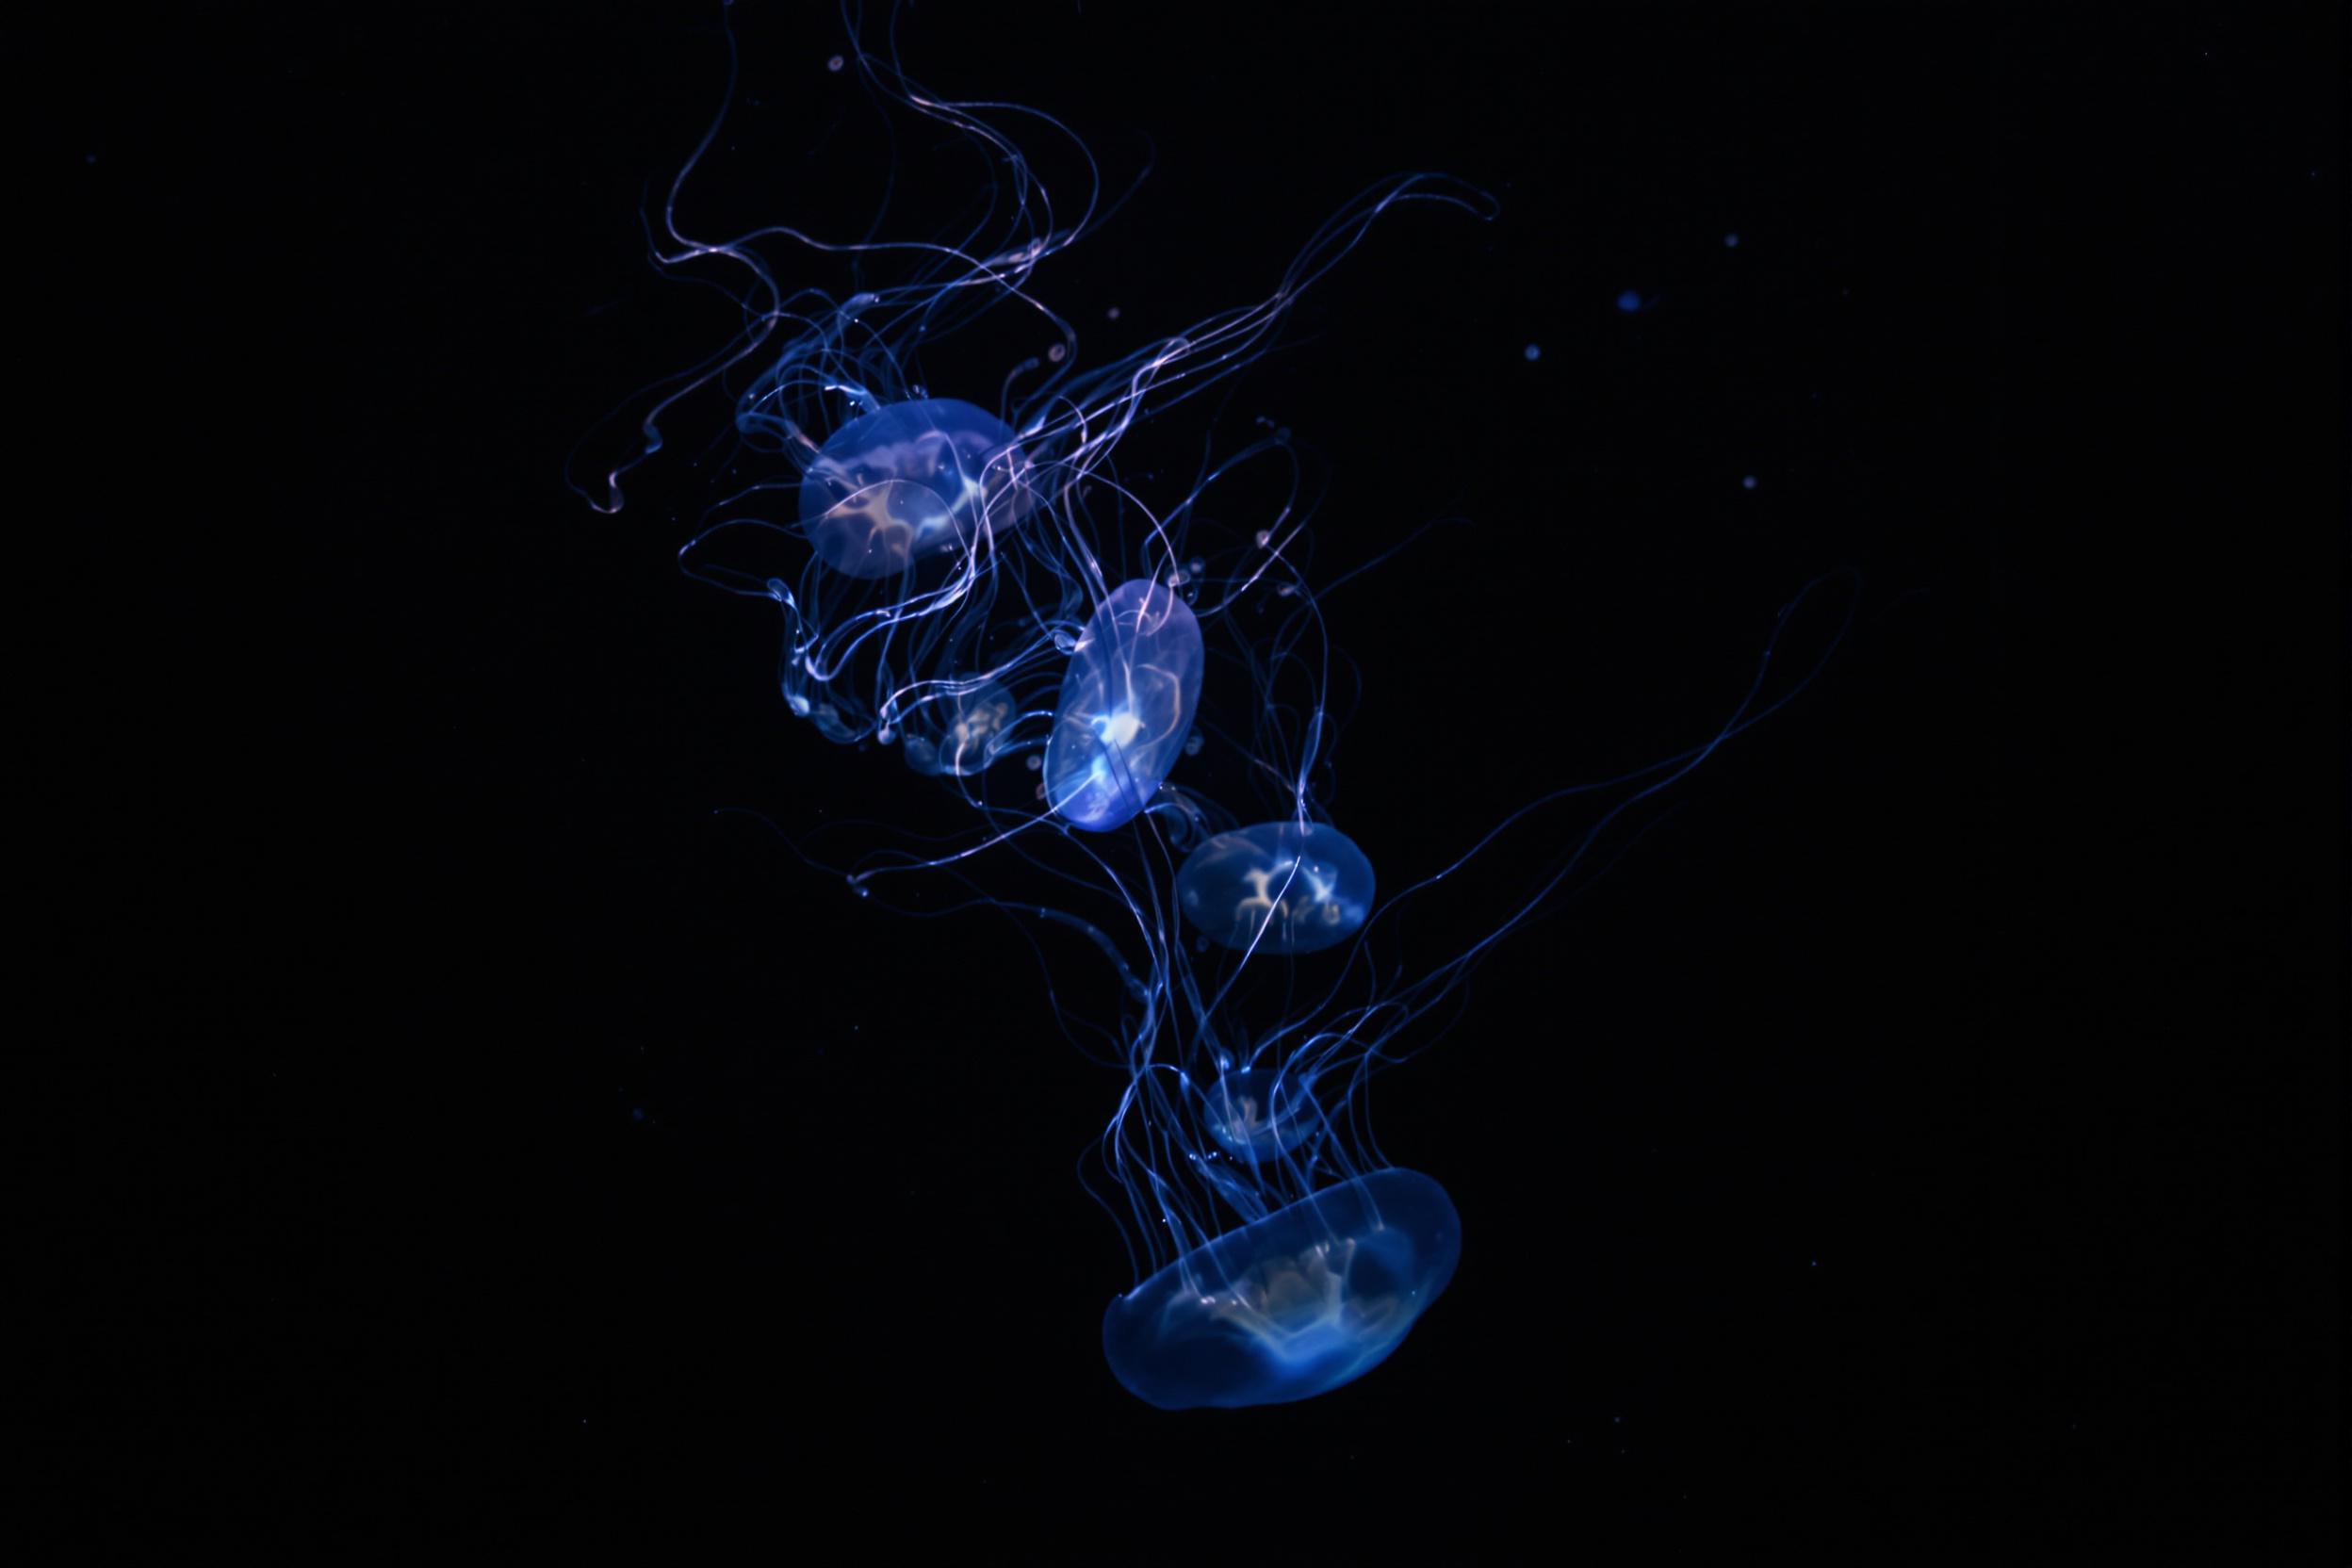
[1042,579,1204,832]
[1102,1168,1461,1411]
[1176,821,1375,955]
[798,398,1036,579]
[1196,1067,1324,1163]
[901,679,1018,776]
[803,700,856,744]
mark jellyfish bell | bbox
[1177,821,1375,955]
[899,678,1019,776]
[1043,579,1205,832]
[797,398,1037,579]
[797,696,857,743]
[1195,1067,1324,1163]
[1102,1168,1461,1411]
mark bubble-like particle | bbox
[1742,475,1758,490]
[1524,343,1541,361]
[826,54,845,73]
[1724,232,1741,248]
[1616,289,1643,313]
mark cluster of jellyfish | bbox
[677,371,1462,1412]
[575,17,1838,1412]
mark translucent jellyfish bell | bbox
[1102,1169,1461,1411]
[1177,821,1375,955]
[900,679,1018,777]
[1043,579,1204,832]
[1197,1067,1324,1163]
[797,398,1035,579]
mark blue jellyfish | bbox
[1176,821,1375,955]
[1196,1066,1325,1162]
[798,398,1036,579]
[1042,579,1204,831]
[1102,1168,1461,1410]
[899,678,1019,776]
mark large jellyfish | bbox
[1042,579,1204,832]
[798,398,1036,579]
[1102,1168,1462,1411]
[1177,821,1376,955]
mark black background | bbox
[36,2,2341,1555]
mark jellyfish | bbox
[1102,1168,1461,1411]
[1177,821,1375,955]
[899,678,1019,776]
[1195,1066,1324,1162]
[798,398,1036,579]
[1043,579,1204,831]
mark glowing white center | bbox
[1094,708,1143,748]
